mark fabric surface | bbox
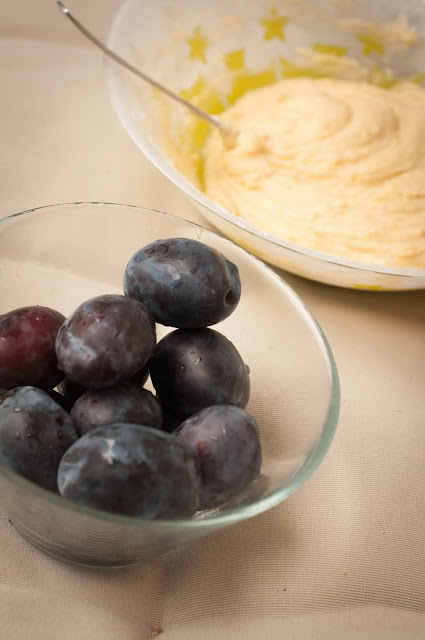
[1,1,425,637]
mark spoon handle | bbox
[57,1,224,131]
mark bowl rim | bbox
[105,0,425,282]
[0,201,340,530]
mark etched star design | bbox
[261,9,289,41]
[358,34,385,56]
[188,26,208,63]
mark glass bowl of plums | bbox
[0,203,339,567]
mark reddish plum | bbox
[0,306,65,390]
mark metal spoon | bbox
[57,1,234,140]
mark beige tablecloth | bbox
[1,1,425,638]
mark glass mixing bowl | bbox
[106,0,425,291]
[0,203,339,567]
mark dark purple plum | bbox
[150,328,250,419]
[57,423,200,518]
[0,386,78,491]
[57,378,86,407]
[124,238,241,329]
[55,295,156,389]
[0,306,66,390]
[70,383,163,436]
[130,361,150,388]
[175,405,261,509]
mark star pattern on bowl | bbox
[260,8,289,42]
[188,26,208,63]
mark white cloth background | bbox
[1,1,425,638]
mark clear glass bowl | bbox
[0,203,339,567]
[106,0,425,291]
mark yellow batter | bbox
[203,78,425,268]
